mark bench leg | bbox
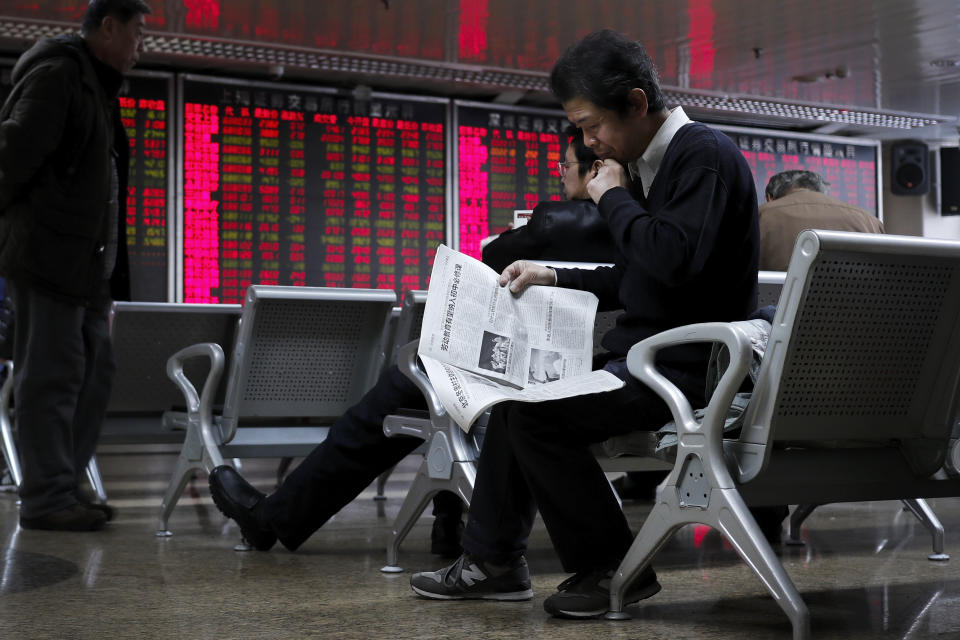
[155,450,202,537]
[902,498,949,561]
[375,465,395,501]
[714,488,810,640]
[381,460,475,573]
[0,363,21,489]
[156,424,222,537]
[0,408,21,488]
[787,503,818,546]
[275,457,293,489]
[84,455,108,503]
[606,499,686,620]
[608,486,810,640]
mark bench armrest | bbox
[394,339,447,426]
[627,322,753,462]
[390,339,478,460]
[166,342,226,447]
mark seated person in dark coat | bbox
[482,125,616,272]
[410,29,759,618]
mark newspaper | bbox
[419,245,624,432]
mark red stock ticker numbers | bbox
[182,79,446,303]
[119,75,170,301]
[457,105,566,259]
[724,130,879,216]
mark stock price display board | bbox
[182,77,446,303]
[0,65,170,300]
[456,103,566,259]
[720,127,879,216]
[121,73,171,301]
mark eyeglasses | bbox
[557,161,581,177]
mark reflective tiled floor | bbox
[3,447,960,639]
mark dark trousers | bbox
[260,364,430,550]
[460,366,705,573]
[10,280,114,518]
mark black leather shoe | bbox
[208,465,277,551]
[76,494,117,521]
[83,502,117,521]
[20,504,107,532]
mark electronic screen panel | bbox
[0,63,171,301]
[455,102,566,259]
[717,126,879,216]
[121,72,172,301]
[181,76,446,303]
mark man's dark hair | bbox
[564,124,599,179]
[82,0,152,33]
[765,170,830,200]
[550,30,666,116]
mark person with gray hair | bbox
[0,0,150,531]
[759,169,884,271]
[764,169,829,201]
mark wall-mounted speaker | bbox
[891,141,929,195]
[941,147,960,215]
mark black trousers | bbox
[260,364,432,550]
[460,366,705,573]
[10,280,114,518]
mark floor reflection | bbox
[0,547,78,595]
[1,451,960,639]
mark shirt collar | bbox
[628,106,692,196]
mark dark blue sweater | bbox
[555,121,759,369]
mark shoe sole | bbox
[411,585,534,601]
[544,580,662,619]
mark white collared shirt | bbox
[627,106,692,197]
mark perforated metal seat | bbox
[0,302,242,502]
[155,285,396,537]
[610,230,960,640]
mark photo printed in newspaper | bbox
[419,245,624,431]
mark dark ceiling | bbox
[2,0,959,139]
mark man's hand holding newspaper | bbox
[418,245,624,432]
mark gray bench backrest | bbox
[219,286,396,439]
[108,302,242,413]
[737,230,960,481]
[757,271,786,308]
[391,289,428,364]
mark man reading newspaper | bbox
[418,244,624,431]
[410,30,760,619]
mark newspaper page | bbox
[419,245,624,431]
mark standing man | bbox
[759,169,884,271]
[0,0,149,531]
[411,30,759,619]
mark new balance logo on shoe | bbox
[410,553,534,601]
[459,563,488,587]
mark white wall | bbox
[882,140,960,240]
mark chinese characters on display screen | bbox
[723,130,878,216]
[457,105,565,259]
[182,80,446,303]
[0,67,170,301]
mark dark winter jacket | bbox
[481,199,618,273]
[0,33,130,304]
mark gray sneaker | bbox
[410,553,533,601]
